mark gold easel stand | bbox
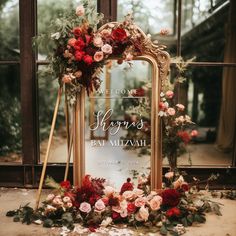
[35,86,85,210]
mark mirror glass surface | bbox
[85,60,152,188]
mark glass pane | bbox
[117,0,176,57]
[38,65,67,163]
[163,65,233,167]
[85,60,152,188]
[0,0,19,60]
[37,0,96,60]
[181,0,229,62]
[0,65,22,163]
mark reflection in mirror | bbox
[163,66,233,167]
[0,65,22,163]
[85,60,152,188]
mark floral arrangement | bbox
[7,174,222,235]
[159,90,198,170]
[37,0,144,104]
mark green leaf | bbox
[187,214,193,225]
[6,210,17,217]
[194,214,206,223]
[43,219,54,228]
[211,203,222,216]
[181,217,188,227]
[160,225,168,235]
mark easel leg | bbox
[35,87,62,210]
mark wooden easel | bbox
[35,86,85,210]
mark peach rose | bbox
[95,199,106,212]
[79,202,91,213]
[67,202,73,208]
[46,194,55,202]
[93,36,104,47]
[167,107,176,116]
[68,38,77,47]
[63,50,73,58]
[125,53,133,61]
[149,195,162,211]
[74,70,82,78]
[76,5,85,16]
[173,175,184,189]
[176,104,185,111]
[52,196,63,206]
[134,197,147,207]
[101,29,111,38]
[94,51,104,62]
[135,206,149,221]
[133,188,144,197]
[122,190,134,200]
[165,90,174,98]
[63,196,71,203]
[101,43,112,54]
[62,74,71,84]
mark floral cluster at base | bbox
[7,174,222,235]
[40,0,144,104]
[159,90,198,170]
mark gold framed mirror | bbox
[73,22,170,190]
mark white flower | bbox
[51,32,60,40]
[63,196,71,203]
[46,193,55,202]
[100,217,112,227]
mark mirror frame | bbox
[73,22,170,189]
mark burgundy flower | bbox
[108,196,119,206]
[162,189,180,207]
[112,211,121,221]
[127,202,136,214]
[181,182,189,192]
[166,207,181,218]
[111,27,127,41]
[60,180,71,190]
[120,178,134,194]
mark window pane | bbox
[117,0,176,57]
[0,65,22,163]
[181,0,229,62]
[0,0,19,60]
[163,65,233,166]
[38,65,67,163]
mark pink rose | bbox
[67,202,73,208]
[79,202,92,213]
[133,188,144,197]
[52,196,63,206]
[101,43,112,54]
[94,51,104,62]
[165,171,174,179]
[191,130,198,137]
[76,5,85,16]
[149,195,162,211]
[63,50,73,58]
[135,206,149,221]
[173,175,184,189]
[165,90,174,98]
[95,199,106,212]
[93,36,104,47]
[176,104,185,111]
[167,107,176,116]
[74,70,82,78]
[134,197,147,207]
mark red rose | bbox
[133,88,145,97]
[177,131,191,144]
[73,27,82,37]
[60,180,71,190]
[101,197,109,205]
[74,50,85,61]
[166,207,181,218]
[127,202,136,214]
[83,55,93,65]
[112,211,121,220]
[111,27,127,41]
[162,189,180,207]
[74,38,85,50]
